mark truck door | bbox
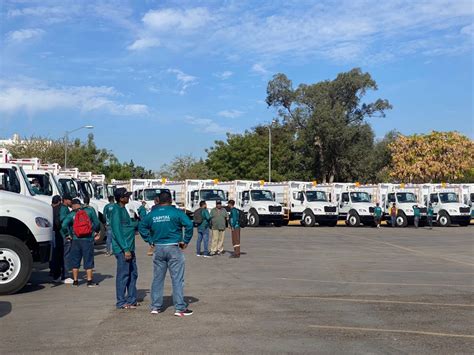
[386,193,395,211]
[430,194,439,214]
[339,192,350,214]
[0,168,21,193]
[242,191,250,211]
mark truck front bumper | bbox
[360,215,375,225]
[34,241,51,263]
[315,214,338,223]
[449,215,471,225]
[259,214,285,223]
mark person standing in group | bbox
[138,191,194,317]
[110,188,138,310]
[137,201,147,220]
[373,202,383,228]
[50,195,64,282]
[228,200,241,258]
[104,196,116,256]
[210,201,228,256]
[60,194,73,283]
[413,205,421,228]
[427,203,434,229]
[195,201,211,257]
[61,198,101,287]
[390,203,397,227]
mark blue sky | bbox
[0,0,472,170]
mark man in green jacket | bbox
[103,195,115,256]
[137,201,147,220]
[138,191,194,317]
[196,201,211,257]
[61,199,101,287]
[210,201,228,256]
[228,200,241,258]
[111,188,138,309]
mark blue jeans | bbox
[70,239,94,270]
[115,251,138,309]
[151,245,187,312]
[196,228,209,255]
[106,226,113,253]
[64,238,72,273]
[391,216,396,227]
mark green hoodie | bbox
[61,207,100,240]
[139,205,193,245]
[198,208,211,231]
[110,204,137,254]
[229,208,240,229]
[103,202,115,225]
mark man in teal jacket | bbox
[139,191,194,317]
[196,201,211,257]
[111,188,138,309]
[228,200,241,258]
[61,199,100,287]
[103,195,116,256]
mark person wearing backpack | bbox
[195,201,211,257]
[228,200,242,258]
[111,188,139,309]
[61,199,101,287]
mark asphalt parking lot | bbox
[1,225,473,354]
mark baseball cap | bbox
[71,198,82,205]
[51,195,62,204]
[114,187,132,200]
[62,194,72,201]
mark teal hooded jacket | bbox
[61,207,100,240]
[138,205,193,245]
[110,204,137,254]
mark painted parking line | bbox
[335,233,474,267]
[280,295,474,307]
[308,325,474,339]
[278,277,474,288]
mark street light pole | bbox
[64,125,94,169]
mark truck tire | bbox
[248,210,260,227]
[396,212,408,228]
[347,211,361,227]
[302,210,316,227]
[438,211,451,227]
[0,235,33,295]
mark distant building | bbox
[0,134,52,147]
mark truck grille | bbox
[324,206,337,213]
[460,207,470,213]
[269,205,282,212]
[419,207,427,214]
[369,207,375,213]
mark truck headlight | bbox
[406,209,413,213]
[258,208,266,212]
[448,209,456,213]
[35,217,51,228]
[314,208,322,212]
[358,209,367,213]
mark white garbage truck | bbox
[460,184,474,222]
[378,183,427,227]
[420,184,471,226]
[110,179,141,219]
[167,179,228,217]
[218,180,287,227]
[130,178,177,211]
[0,190,53,295]
[268,181,338,227]
[332,183,377,227]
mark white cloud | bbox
[460,23,473,36]
[218,110,243,118]
[127,37,160,50]
[143,7,211,31]
[167,68,198,95]
[0,79,148,116]
[214,71,233,80]
[6,28,45,43]
[185,116,230,134]
[251,63,269,75]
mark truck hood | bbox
[0,190,53,223]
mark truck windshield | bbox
[107,185,116,198]
[94,184,105,199]
[0,168,22,193]
[26,173,52,196]
[200,189,226,201]
[306,191,328,202]
[350,192,370,203]
[396,192,417,203]
[144,188,171,201]
[79,181,94,198]
[59,178,78,198]
[19,167,36,196]
[439,192,459,203]
[250,190,273,201]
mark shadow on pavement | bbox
[135,289,199,311]
[0,301,12,318]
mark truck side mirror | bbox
[272,192,276,200]
[225,192,229,200]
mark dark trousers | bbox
[50,232,65,279]
[115,252,138,309]
[231,228,241,256]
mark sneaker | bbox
[174,309,193,317]
[87,280,99,288]
[203,254,211,258]
[150,308,162,315]
[72,280,79,287]
[64,278,74,284]
[196,254,202,257]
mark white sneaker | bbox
[196,254,202,257]
[150,309,161,315]
[203,254,211,258]
[64,278,74,284]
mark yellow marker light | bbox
[259,180,265,186]
[161,178,167,184]
[441,182,446,188]
[355,182,361,187]
[312,180,317,186]
[213,179,219,185]
[400,183,405,189]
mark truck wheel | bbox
[248,210,260,227]
[347,212,360,227]
[438,212,451,227]
[396,213,408,228]
[302,211,316,227]
[0,235,33,295]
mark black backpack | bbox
[238,209,248,228]
[193,208,203,227]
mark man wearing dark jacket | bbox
[139,191,194,317]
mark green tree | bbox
[158,155,214,180]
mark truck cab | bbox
[380,184,426,227]
[0,191,53,294]
[294,183,338,227]
[333,184,376,227]
[423,185,470,226]
[239,186,285,227]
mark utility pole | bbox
[64,125,94,169]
